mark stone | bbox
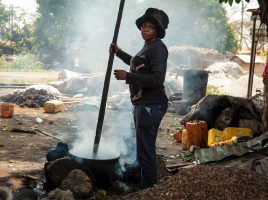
[41,188,75,200]
[60,169,92,198]
[44,157,92,191]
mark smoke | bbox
[63,0,139,72]
[64,0,232,171]
[70,93,137,171]
[61,0,232,74]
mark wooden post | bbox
[247,14,257,98]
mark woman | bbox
[111,7,169,188]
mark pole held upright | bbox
[93,0,125,155]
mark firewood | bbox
[166,163,194,169]
[35,129,63,142]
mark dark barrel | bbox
[183,69,209,104]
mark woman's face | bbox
[141,22,158,42]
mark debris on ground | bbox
[181,94,262,134]
[0,88,58,108]
[107,166,268,200]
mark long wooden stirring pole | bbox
[93,0,125,155]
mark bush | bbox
[0,53,46,72]
[0,40,18,55]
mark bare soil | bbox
[0,71,58,84]
[0,105,74,189]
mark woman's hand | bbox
[114,69,127,80]
[109,43,120,54]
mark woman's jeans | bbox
[133,103,168,188]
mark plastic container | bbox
[223,127,252,139]
[208,127,253,147]
[173,130,182,143]
[0,102,15,118]
[210,136,238,148]
[181,129,188,150]
[208,128,223,147]
[186,120,208,149]
[44,100,64,113]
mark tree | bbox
[0,1,35,54]
[0,1,10,40]
[35,0,75,66]
[218,0,268,27]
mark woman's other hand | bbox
[109,43,120,54]
[114,69,127,80]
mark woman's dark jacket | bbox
[116,38,168,105]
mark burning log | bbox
[35,129,63,142]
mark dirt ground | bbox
[0,71,187,191]
[0,71,58,84]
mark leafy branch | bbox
[218,0,251,6]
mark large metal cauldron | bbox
[69,149,120,187]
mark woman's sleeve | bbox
[125,44,168,88]
[116,49,132,65]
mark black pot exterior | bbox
[70,153,121,187]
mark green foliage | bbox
[0,54,6,66]
[35,0,76,64]
[218,0,251,6]
[0,2,10,39]
[0,40,18,54]
[260,51,268,56]
[0,53,45,72]
[0,1,35,55]
[7,24,35,52]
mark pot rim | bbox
[69,150,120,161]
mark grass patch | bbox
[0,53,46,72]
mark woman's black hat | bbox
[136,8,169,39]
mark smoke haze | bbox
[63,0,232,170]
